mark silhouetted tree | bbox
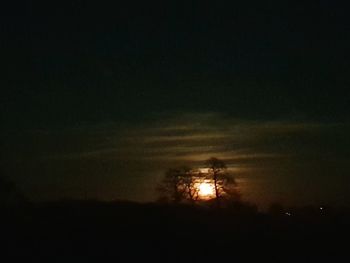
[157,167,204,204]
[182,168,201,203]
[156,168,186,203]
[205,157,238,207]
[157,158,240,206]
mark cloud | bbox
[3,111,350,207]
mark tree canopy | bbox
[157,158,239,207]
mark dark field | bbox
[2,201,349,262]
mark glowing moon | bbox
[198,182,215,199]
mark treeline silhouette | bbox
[1,161,350,261]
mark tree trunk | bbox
[213,170,220,207]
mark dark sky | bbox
[1,1,350,208]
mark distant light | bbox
[320,207,323,210]
[285,212,291,216]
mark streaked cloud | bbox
[3,111,350,207]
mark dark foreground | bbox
[2,201,350,262]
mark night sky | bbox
[1,1,350,208]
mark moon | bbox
[197,182,215,199]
